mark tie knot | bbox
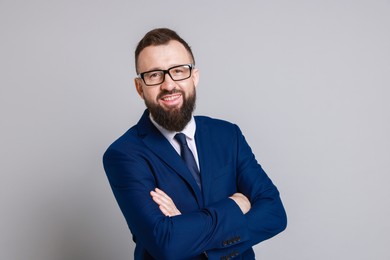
[174,133,188,146]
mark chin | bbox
[164,105,182,112]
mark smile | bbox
[161,93,182,101]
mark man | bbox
[103,28,287,260]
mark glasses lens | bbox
[169,65,192,81]
[143,71,164,85]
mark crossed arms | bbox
[151,188,251,217]
[104,122,287,259]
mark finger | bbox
[159,205,170,216]
[151,193,173,211]
[151,192,168,205]
[150,191,164,204]
[155,188,173,202]
[151,193,162,204]
[155,187,165,194]
[160,205,181,217]
[151,189,181,216]
[157,200,175,216]
[151,190,168,202]
[152,190,174,205]
[153,195,178,214]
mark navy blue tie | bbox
[174,133,201,189]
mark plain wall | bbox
[1,0,389,259]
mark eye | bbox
[171,67,186,75]
[149,72,159,78]
[145,71,162,80]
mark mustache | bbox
[157,88,184,100]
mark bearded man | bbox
[103,28,287,260]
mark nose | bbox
[160,72,176,91]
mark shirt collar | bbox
[149,113,196,142]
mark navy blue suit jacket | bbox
[103,110,287,259]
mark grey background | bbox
[1,0,389,259]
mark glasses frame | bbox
[137,64,194,86]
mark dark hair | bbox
[135,28,195,73]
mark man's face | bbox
[135,40,199,131]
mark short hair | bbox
[135,28,195,73]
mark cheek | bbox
[143,89,159,102]
[180,82,195,92]
[185,85,196,97]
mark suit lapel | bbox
[137,110,203,207]
[194,117,212,207]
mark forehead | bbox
[137,40,192,72]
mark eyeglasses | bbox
[138,64,194,86]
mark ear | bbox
[192,68,200,88]
[134,78,144,99]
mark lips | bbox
[157,89,184,108]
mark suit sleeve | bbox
[103,146,251,259]
[205,125,287,259]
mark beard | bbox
[144,88,196,132]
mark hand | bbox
[229,193,251,214]
[150,188,182,217]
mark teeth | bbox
[162,94,180,101]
